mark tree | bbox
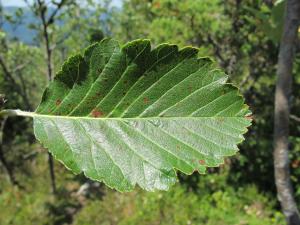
[273,0,300,224]
[0,27,45,188]
[24,0,72,194]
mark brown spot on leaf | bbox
[245,115,253,121]
[91,109,104,118]
[96,92,101,97]
[123,92,126,96]
[199,159,205,165]
[123,80,128,84]
[143,97,149,104]
[55,99,62,106]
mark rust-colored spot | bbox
[123,80,128,84]
[245,115,253,121]
[188,85,193,93]
[91,109,104,118]
[96,92,101,97]
[123,92,126,96]
[153,2,160,8]
[143,97,149,104]
[55,99,62,106]
[176,145,180,150]
[199,159,205,165]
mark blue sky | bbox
[2,0,122,7]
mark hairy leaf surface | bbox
[32,39,251,192]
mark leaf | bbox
[28,39,251,192]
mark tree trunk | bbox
[273,0,300,224]
[35,0,58,195]
[48,152,57,194]
[43,31,57,195]
[38,10,56,196]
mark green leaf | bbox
[22,39,252,192]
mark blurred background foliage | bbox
[0,0,299,224]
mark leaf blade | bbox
[32,38,251,192]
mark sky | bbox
[1,0,122,7]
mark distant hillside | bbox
[2,7,39,45]
[2,6,114,45]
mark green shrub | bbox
[73,181,284,225]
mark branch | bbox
[36,0,47,25]
[47,0,67,25]
[36,0,53,81]
[290,114,300,123]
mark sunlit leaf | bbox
[20,39,251,192]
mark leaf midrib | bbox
[32,114,249,120]
[9,109,250,121]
